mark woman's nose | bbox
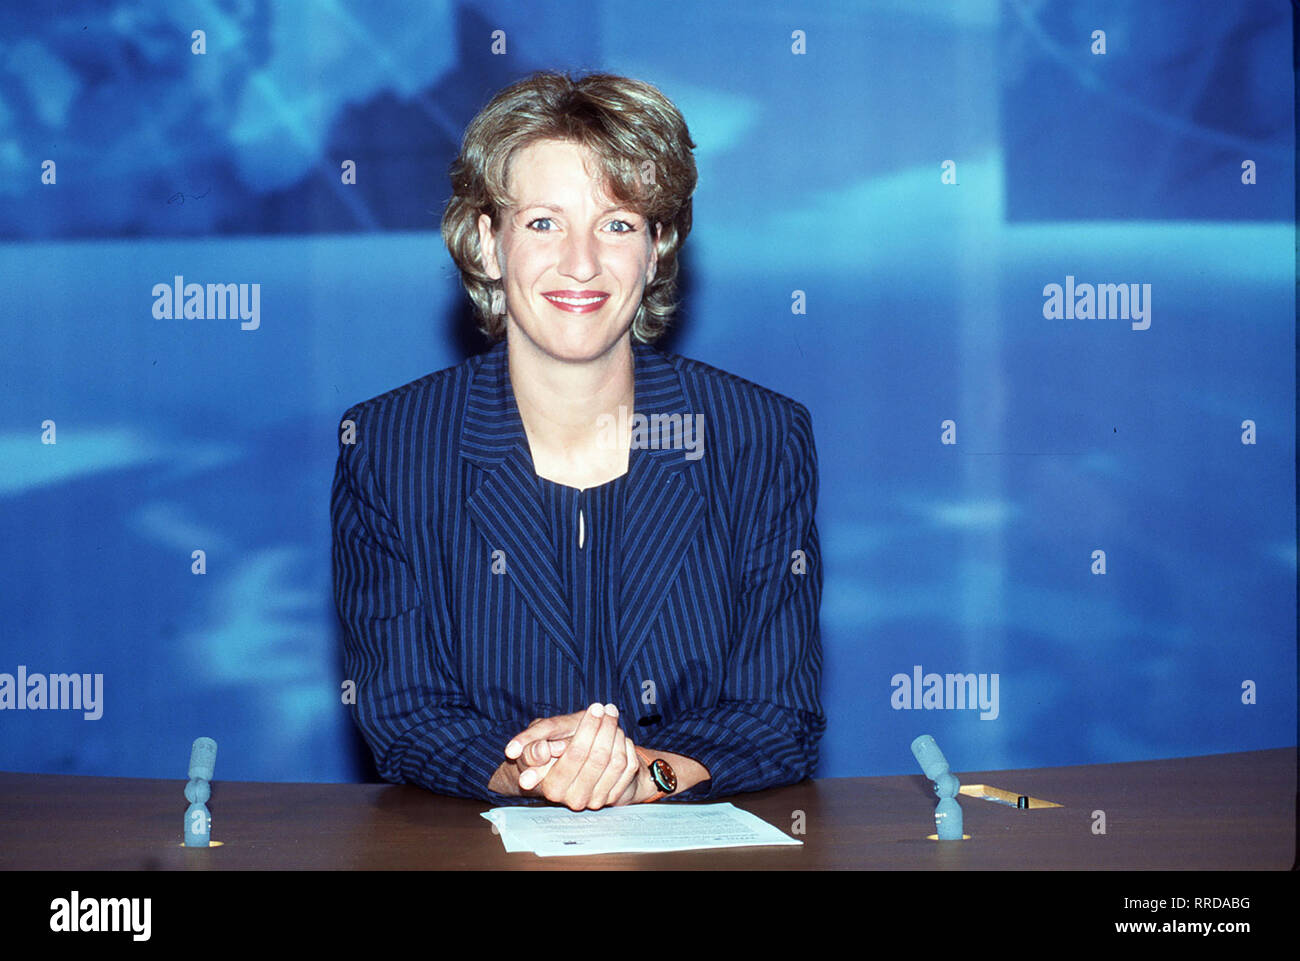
[558,230,599,280]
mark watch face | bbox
[649,758,676,793]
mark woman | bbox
[332,71,825,810]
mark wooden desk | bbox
[1,748,1292,870]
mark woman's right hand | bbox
[488,732,568,797]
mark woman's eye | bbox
[525,217,637,233]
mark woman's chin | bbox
[547,339,621,365]
[514,323,631,365]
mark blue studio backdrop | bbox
[0,0,1294,786]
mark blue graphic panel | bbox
[0,0,1292,785]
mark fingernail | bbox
[505,740,520,757]
[605,704,618,717]
[519,770,536,789]
[589,703,604,717]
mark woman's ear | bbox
[646,221,661,284]
[477,212,502,280]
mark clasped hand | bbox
[502,703,648,810]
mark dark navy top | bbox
[537,468,630,706]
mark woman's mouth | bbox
[541,291,610,313]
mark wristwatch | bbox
[634,746,676,802]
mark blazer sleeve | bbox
[331,410,532,804]
[641,402,826,800]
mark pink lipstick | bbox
[541,290,610,313]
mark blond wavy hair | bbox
[441,71,698,342]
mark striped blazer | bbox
[331,339,825,802]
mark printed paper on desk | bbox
[480,803,802,857]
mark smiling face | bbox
[477,139,658,365]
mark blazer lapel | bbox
[459,343,583,671]
[613,344,706,679]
